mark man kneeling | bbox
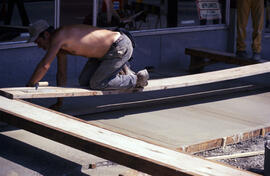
[26,20,149,109]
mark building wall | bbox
[0,47,87,87]
[132,29,229,71]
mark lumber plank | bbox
[0,86,143,99]
[0,96,258,176]
[145,62,270,90]
[1,62,270,99]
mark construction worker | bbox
[236,0,264,60]
[26,20,149,110]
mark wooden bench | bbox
[185,48,262,73]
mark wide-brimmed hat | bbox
[28,20,49,42]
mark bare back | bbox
[52,24,120,58]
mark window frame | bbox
[0,0,59,50]
[130,0,230,37]
[0,0,230,49]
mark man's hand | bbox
[26,82,35,87]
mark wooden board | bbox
[0,96,258,176]
[1,62,270,99]
[0,86,138,99]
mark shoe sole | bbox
[137,69,149,80]
[136,69,149,87]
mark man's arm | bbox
[56,51,67,87]
[50,51,67,110]
[26,38,62,86]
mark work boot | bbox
[136,69,149,88]
[252,52,261,61]
[236,50,248,58]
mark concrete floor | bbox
[83,89,270,150]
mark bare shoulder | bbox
[49,26,70,46]
[52,26,68,39]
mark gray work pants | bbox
[79,33,136,90]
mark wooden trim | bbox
[180,127,270,154]
[0,96,257,176]
[261,127,270,136]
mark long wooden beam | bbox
[0,96,258,176]
[146,61,270,90]
[1,62,270,99]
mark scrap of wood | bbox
[0,96,258,176]
[207,150,265,160]
[1,62,270,99]
[88,160,117,169]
